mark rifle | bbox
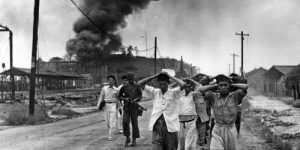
[119,97,147,111]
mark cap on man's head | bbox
[215,74,231,84]
[200,76,210,85]
[229,73,239,77]
[126,72,135,79]
[157,73,170,83]
[121,75,127,80]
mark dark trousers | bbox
[152,115,178,150]
[235,111,242,134]
[196,117,207,147]
[210,118,215,138]
[123,108,140,138]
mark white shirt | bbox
[97,85,118,106]
[117,85,123,91]
[144,85,181,132]
[178,91,197,116]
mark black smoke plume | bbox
[66,0,151,63]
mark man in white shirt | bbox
[137,72,185,150]
[97,75,120,141]
[169,78,212,150]
[178,78,208,150]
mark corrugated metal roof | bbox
[245,67,267,77]
[0,67,83,78]
[273,65,295,75]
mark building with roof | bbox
[0,67,87,91]
[285,64,300,99]
[263,65,296,96]
[37,58,105,83]
[245,67,267,94]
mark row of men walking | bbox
[97,72,248,150]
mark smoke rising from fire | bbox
[66,0,151,62]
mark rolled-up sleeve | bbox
[204,91,214,107]
[234,89,246,104]
[97,88,105,107]
[170,87,182,98]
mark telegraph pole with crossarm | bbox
[236,31,249,77]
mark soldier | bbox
[116,75,129,134]
[118,72,142,146]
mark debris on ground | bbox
[247,96,300,149]
[0,91,99,124]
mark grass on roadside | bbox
[280,97,295,105]
[242,98,251,109]
[274,141,292,150]
[277,97,300,108]
[5,103,49,125]
[250,112,294,150]
[293,100,300,108]
[246,104,295,150]
[51,107,80,117]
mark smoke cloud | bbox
[66,0,151,62]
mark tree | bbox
[49,57,63,62]
[127,46,133,57]
[120,47,126,55]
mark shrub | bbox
[274,140,292,150]
[280,97,295,106]
[6,104,48,125]
[242,99,251,109]
[51,107,80,117]
[293,100,300,108]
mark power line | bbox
[68,0,151,53]
[64,0,80,18]
[157,48,162,58]
[236,31,250,76]
[69,0,134,50]
[139,47,155,52]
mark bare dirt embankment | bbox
[246,95,300,149]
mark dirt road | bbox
[0,100,273,150]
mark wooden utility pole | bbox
[180,56,183,78]
[144,32,148,56]
[29,0,40,116]
[9,30,15,101]
[190,64,193,76]
[154,37,157,74]
[228,64,231,75]
[236,31,249,76]
[230,53,238,73]
[1,63,4,101]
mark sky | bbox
[1,0,300,76]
